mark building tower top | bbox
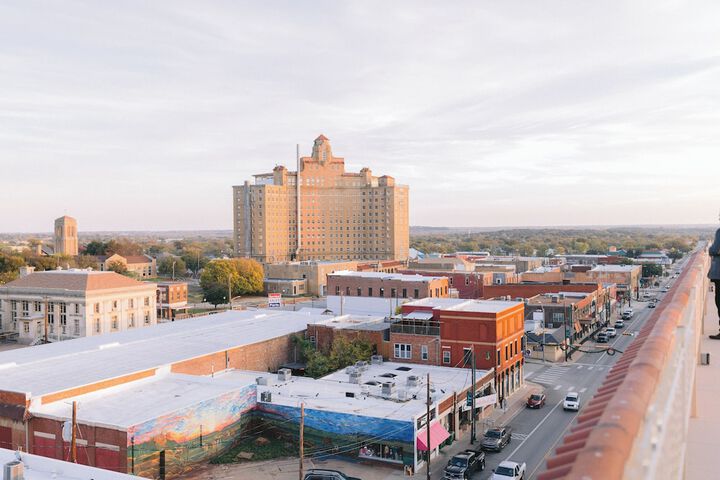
[311,134,332,163]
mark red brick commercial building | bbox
[400,298,525,402]
[400,269,493,299]
[156,281,188,320]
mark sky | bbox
[1,0,719,232]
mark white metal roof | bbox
[0,309,325,400]
[0,448,142,479]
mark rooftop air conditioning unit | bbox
[397,389,409,401]
[277,368,292,382]
[260,391,272,403]
[370,355,383,365]
[256,376,268,386]
[4,461,23,480]
[406,375,420,388]
[345,366,356,374]
[349,371,362,384]
[354,360,368,372]
[381,381,397,398]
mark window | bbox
[95,319,101,333]
[129,299,134,308]
[552,312,564,323]
[346,286,350,295]
[94,303,100,313]
[335,285,340,295]
[379,288,384,297]
[144,297,150,306]
[514,340,518,357]
[402,288,407,299]
[368,287,373,297]
[112,300,118,310]
[74,303,79,314]
[357,287,362,296]
[144,314,150,325]
[23,322,29,334]
[497,349,501,366]
[413,289,419,298]
[463,347,472,366]
[21,301,29,314]
[465,276,470,286]
[394,343,412,359]
[421,345,428,361]
[111,316,118,330]
[73,319,80,335]
[485,351,491,361]
[129,313,135,327]
[443,350,451,364]
[34,301,41,312]
[505,344,509,360]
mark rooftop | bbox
[328,270,445,283]
[0,309,327,400]
[527,292,591,306]
[309,314,390,331]
[1,269,151,292]
[589,265,640,272]
[403,297,522,313]
[0,448,141,479]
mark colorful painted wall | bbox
[256,402,415,467]
[126,384,257,478]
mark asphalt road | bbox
[467,263,686,480]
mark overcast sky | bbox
[1,0,719,233]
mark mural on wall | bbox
[256,402,414,465]
[127,384,256,478]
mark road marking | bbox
[553,385,562,390]
[580,388,587,393]
[511,433,528,440]
[577,365,584,369]
[567,386,575,391]
[587,366,594,370]
[504,399,566,461]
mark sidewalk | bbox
[685,288,720,480]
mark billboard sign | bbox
[268,293,282,308]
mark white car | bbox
[605,327,617,337]
[563,392,580,411]
[491,460,526,480]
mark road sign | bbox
[467,391,473,406]
[268,293,282,308]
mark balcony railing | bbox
[390,320,440,336]
[538,248,708,480]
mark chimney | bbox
[19,266,35,278]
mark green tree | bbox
[0,253,25,284]
[293,335,374,378]
[75,255,100,270]
[199,258,264,306]
[106,260,128,275]
[83,240,107,256]
[158,256,187,278]
[642,264,663,277]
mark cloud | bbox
[1,0,719,232]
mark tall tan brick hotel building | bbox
[233,135,409,262]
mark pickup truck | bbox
[481,426,512,452]
[443,448,486,479]
[491,460,526,480]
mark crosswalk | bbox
[511,433,528,441]
[528,364,608,393]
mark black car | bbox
[443,449,486,479]
[480,426,512,452]
[304,469,361,480]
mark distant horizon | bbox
[0,223,715,238]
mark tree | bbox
[199,258,264,306]
[0,253,25,284]
[158,256,187,278]
[642,264,663,278]
[106,260,128,275]
[83,240,107,256]
[292,334,374,378]
[75,255,100,270]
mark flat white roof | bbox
[590,265,639,272]
[403,297,521,313]
[0,448,141,479]
[309,314,388,330]
[256,361,490,420]
[0,309,328,399]
[31,372,251,429]
[329,270,445,282]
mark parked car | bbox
[614,319,625,329]
[563,392,580,411]
[491,460,526,480]
[304,469,361,480]
[443,448,486,479]
[481,426,512,452]
[605,327,617,337]
[596,332,608,343]
[648,303,656,309]
[526,393,546,409]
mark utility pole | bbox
[227,273,232,310]
[43,297,48,344]
[71,401,77,463]
[470,350,476,444]
[426,373,431,480]
[299,403,304,480]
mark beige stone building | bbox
[0,268,157,344]
[99,253,157,278]
[53,215,78,256]
[264,260,359,296]
[233,135,409,263]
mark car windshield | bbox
[530,394,542,401]
[485,430,502,438]
[495,466,515,476]
[566,395,578,401]
[450,458,468,467]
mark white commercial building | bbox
[0,268,157,344]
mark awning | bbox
[416,421,450,451]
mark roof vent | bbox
[371,355,383,365]
[4,461,23,480]
[406,375,420,388]
[397,389,409,402]
[277,368,292,382]
[256,376,268,386]
[260,391,272,403]
[354,360,368,372]
[349,370,362,384]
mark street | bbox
[464,266,683,480]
